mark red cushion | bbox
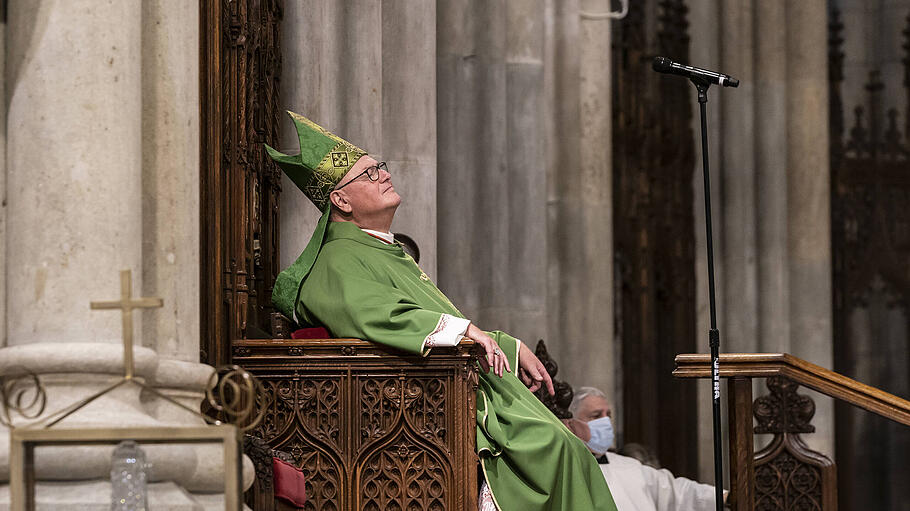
[272,457,306,507]
[291,327,331,339]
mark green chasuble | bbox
[295,221,617,511]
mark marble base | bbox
[0,480,203,510]
[0,343,255,506]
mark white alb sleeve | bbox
[421,313,471,352]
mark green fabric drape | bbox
[294,222,617,511]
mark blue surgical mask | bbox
[585,416,614,455]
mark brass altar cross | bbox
[90,270,163,379]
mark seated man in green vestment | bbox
[265,111,617,511]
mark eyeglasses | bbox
[335,161,388,190]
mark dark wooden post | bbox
[727,377,754,510]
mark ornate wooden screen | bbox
[233,339,481,511]
[829,6,910,510]
[200,0,284,365]
[612,0,698,478]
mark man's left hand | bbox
[518,341,555,395]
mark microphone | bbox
[652,56,739,88]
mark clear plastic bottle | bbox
[110,440,148,511]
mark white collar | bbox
[361,228,395,244]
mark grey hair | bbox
[569,386,607,416]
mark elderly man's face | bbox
[576,395,612,422]
[334,155,401,218]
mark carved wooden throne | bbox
[235,333,481,511]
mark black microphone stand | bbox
[692,78,725,511]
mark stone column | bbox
[688,0,723,483]
[501,0,548,345]
[381,0,438,276]
[719,0,758,354]
[278,1,381,268]
[139,2,255,505]
[1,1,245,506]
[438,0,549,343]
[755,0,790,354]
[689,0,725,481]
[278,0,346,268]
[0,12,6,349]
[437,0,507,322]
[281,1,438,277]
[140,0,201,362]
[786,0,833,456]
[6,0,142,348]
[689,0,835,478]
[565,0,615,404]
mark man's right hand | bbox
[465,323,511,378]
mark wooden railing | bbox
[674,353,910,511]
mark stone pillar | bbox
[565,0,615,405]
[6,0,142,347]
[689,0,835,478]
[719,0,758,354]
[0,12,6,349]
[278,1,381,268]
[438,0,549,343]
[501,0,548,347]
[281,1,438,276]
[755,0,790,354]
[1,1,247,506]
[786,0,833,456]
[437,0,506,324]
[140,0,201,362]
[278,0,345,268]
[688,0,723,483]
[381,0,438,276]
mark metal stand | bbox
[694,79,725,511]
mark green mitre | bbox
[264,111,367,210]
[265,111,367,321]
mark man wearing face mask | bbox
[564,387,722,511]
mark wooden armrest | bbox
[232,337,479,360]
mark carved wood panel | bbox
[200,0,283,366]
[753,377,837,511]
[612,0,698,479]
[829,6,910,510]
[234,339,480,511]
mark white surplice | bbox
[599,453,717,511]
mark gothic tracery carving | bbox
[755,450,824,511]
[752,377,835,510]
[753,376,815,435]
[360,435,450,511]
[237,341,478,510]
